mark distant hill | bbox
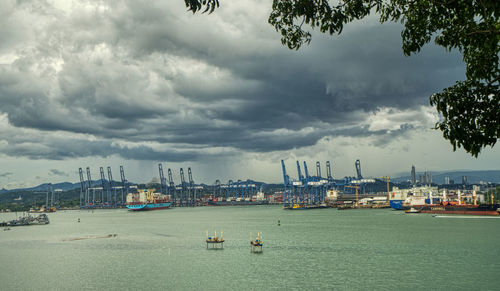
[392,170,500,184]
[0,182,81,193]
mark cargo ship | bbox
[402,202,500,216]
[389,186,438,210]
[126,189,171,211]
[393,188,499,215]
[208,191,269,206]
[283,203,329,210]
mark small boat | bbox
[405,207,421,214]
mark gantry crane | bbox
[167,168,176,205]
[79,168,86,208]
[188,167,195,206]
[180,168,187,206]
[107,166,116,207]
[355,159,363,179]
[159,163,167,196]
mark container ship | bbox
[208,191,269,206]
[126,189,171,211]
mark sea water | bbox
[1,206,499,290]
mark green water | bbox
[1,206,499,290]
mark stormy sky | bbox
[0,0,499,188]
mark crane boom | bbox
[303,161,310,181]
[326,161,332,180]
[159,163,166,195]
[355,159,363,179]
[296,161,303,181]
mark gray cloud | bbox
[0,172,13,178]
[0,1,462,162]
[49,169,68,176]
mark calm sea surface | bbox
[1,206,500,290]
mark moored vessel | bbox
[402,202,500,216]
[390,186,438,210]
[126,189,171,211]
[0,213,50,227]
[283,203,329,210]
[208,191,269,206]
[400,190,500,216]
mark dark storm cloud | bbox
[0,129,222,161]
[0,1,461,161]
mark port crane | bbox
[355,159,363,179]
[282,160,331,207]
[303,161,310,182]
[281,160,292,207]
[100,167,108,207]
[86,167,93,207]
[228,180,234,200]
[167,168,176,206]
[158,164,167,196]
[79,168,86,208]
[107,167,117,207]
[296,161,304,182]
[188,167,195,206]
[326,161,333,182]
[77,166,131,208]
[214,179,221,198]
[120,166,128,207]
[179,168,187,206]
[47,183,54,210]
[296,161,305,203]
